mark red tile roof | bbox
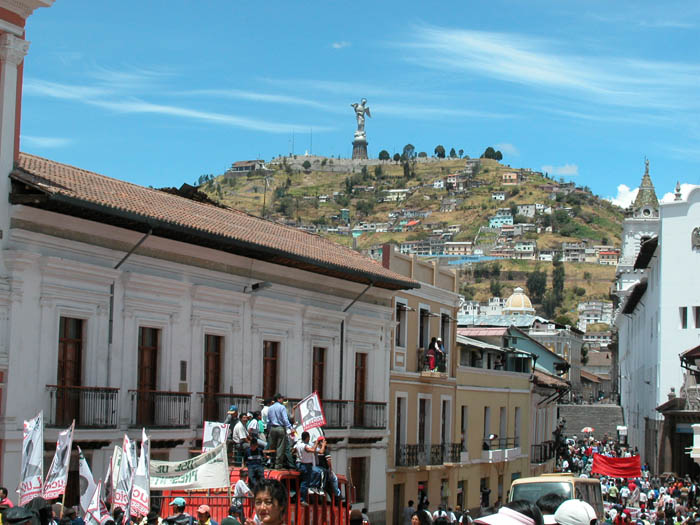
[533,369,569,389]
[457,327,508,337]
[11,153,418,290]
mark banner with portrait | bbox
[84,481,103,525]
[44,421,75,500]
[201,422,228,453]
[78,447,97,514]
[18,411,44,505]
[297,392,326,431]
[113,436,133,509]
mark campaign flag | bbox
[591,453,641,478]
[297,392,326,431]
[84,481,103,525]
[44,420,75,499]
[104,454,113,505]
[129,429,150,518]
[18,411,44,505]
[150,443,229,490]
[201,422,228,453]
[113,436,133,509]
[78,447,97,513]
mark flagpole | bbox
[59,490,67,519]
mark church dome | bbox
[503,287,535,315]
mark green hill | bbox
[195,155,623,322]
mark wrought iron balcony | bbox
[352,401,386,429]
[129,390,191,428]
[46,385,119,428]
[395,443,462,467]
[531,440,556,463]
[198,392,253,423]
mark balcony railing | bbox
[395,443,462,467]
[129,390,191,428]
[46,385,119,428]
[483,436,520,450]
[198,392,253,423]
[531,440,556,463]
[352,401,386,429]
[321,399,350,429]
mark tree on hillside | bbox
[542,290,557,318]
[418,151,427,158]
[449,148,457,158]
[481,147,503,161]
[356,199,375,216]
[378,150,390,161]
[402,144,416,160]
[458,149,464,158]
[434,145,446,158]
[393,153,401,163]
[490,279,503,297]
[552,253,565,305]
[302,160,311,171]
[526,268,547,303]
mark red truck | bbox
[154,466,353,525]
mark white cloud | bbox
[495,142,519,156]
[605,184,639,208]
[21,135,72,148]
[332,41,351,49]
[399,25,700,111]
[180,89,338,112]
[23,78,333,134]
[660,183,699,203]
[541,164,579,176]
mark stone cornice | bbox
[0,33,28,65]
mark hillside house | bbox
[584,248,598,264]
[577,301,613,331]
[535,203,545,213]
[538,250,555,262]
[490,214,514,228]
[502,172,521,185]
[340,208,351,222]
[447,224,461,233]
[445,241,473,256]
[440,198,459,212]
[381,188,410,202]
[515,241,537,260]
[433,179,445,189]
[500,224,515,237]
[513,223,537,236]
[516,204,536,218]
[562,242,586,262]
[492,191,506,201]
[598,250,620,265]
[227,159,266,175]
[496,207,512,216]
[318,194,329,203]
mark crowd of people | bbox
[223,393,342,509]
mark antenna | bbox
[310,127,313,156]
[292,130,295,155]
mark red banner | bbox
[591,453,641,478]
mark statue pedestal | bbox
[352,137,368,160]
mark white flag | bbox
[108,446,121,503]
[44,421,75,500]
[113,436,133,509]
[129,429,150,518]
[18,411,44,505]
[84,480,103,525]
[78,447,97,514]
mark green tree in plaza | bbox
[393,153,401,162]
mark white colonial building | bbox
[0,4,417,520]
[616,181,700,468]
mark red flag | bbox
[591,453,641,478]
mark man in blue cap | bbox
[224,405,239,456]
[166,497,193,525]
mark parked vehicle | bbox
[508,474,604,519]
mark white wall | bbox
[0,205,394,513]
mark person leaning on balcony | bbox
[266,393,293,469]
[426,337,438,371]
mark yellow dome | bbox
[503,287,535,315]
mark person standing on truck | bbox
[243,439,265,489]
[266,394,293,469]
[294,431,321,506]
[233,470,253,521]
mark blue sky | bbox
[19,0,700,207]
